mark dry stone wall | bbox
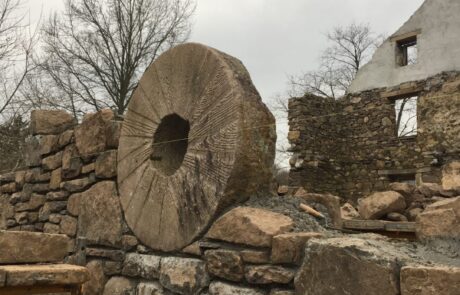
[0,109,459,295]
[289,71,460,202]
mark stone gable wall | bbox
[289,72,460,202]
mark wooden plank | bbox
[343,220,387,231]
[385,222,416,232]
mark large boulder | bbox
[400,265,460,295]
[415,197,460,240]
[442,161,460,192]
[0,231,70,264]
[160,257,209,294]
[30,110,76,135]
[77,181,123,246]
[358,191,406,220]
[206,207,293,247]
[75,109,114,157]
[295,237,409,295]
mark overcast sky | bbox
[27,0,425,167]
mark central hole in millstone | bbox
[151,113,190,176]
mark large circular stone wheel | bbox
[117,43,276,251]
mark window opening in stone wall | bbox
[389,173,416,185]
[394,96,418,137]
[396,36,417,66]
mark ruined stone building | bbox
[288,0,460,202]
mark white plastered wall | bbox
[348,0,460,93]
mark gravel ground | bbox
[243,194,331,233]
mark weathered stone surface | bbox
[39,135,59,155]
[30,110,76,135]
[206,207,293,247]
[58,129,74,147]
[406,207,423,221]
[42,151,63,171]
[386,212,408,222]
[118,44,276,252]
[277,185,289,196]
[82,260,107,295]
[49,168,62,190]
[341,203,360,220]
[43,222,60,234]
[46,191,69,201]
[39,201,67,221]
[245,265,295,285]
[0,264,88,286]
[389,182,417,204]
[61,177,94,192]
[160,257,209,294]
[75,109,114,157]
[122,253,161,279]
[67,193,81,216]
[0,195,14,230]
[60,215,77,237]
[138,281,169,295]
[295,237,404,295]
[182,241,201,256]
[358,191,406,220]
[418,183,444,198]
[78,181,123,246]
[0,182,16,193]
[271,232,323,264]
[95,150,117,178]
[416,197,460,240]
[442,161,460,191]
[208,281,265,295]
[62,144,82,179]
[106,120,121,148]
[0,231,70,263]
[102,276,136,295]
[240,249,270,264]
[82,163,95,174]
[102,261,122,276]
[121,235,138,251]
[400,265,460,295]
[205,250,244,282]
[85,248,125,261]
[14,212,27,224]
[295,192,343,228]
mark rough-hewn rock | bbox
[102,276,136,295]
[160,257,209,294]
[39,135,59,155]
[295,237,405,295]
[0,231,70,263]
[442,161,460,191]
[137,281,169,295]
[60,215,77,237]
[245,265,295,285]
[118,43,276,252]
[62,145,82,179]
[61,177,94,192]
[208,281,265,295]
[39,201,67,221]
[416,197,460,240]
[82,260,107,295]
[75,109,114,157]
[206,207,293,247]
[386,212,408,222]
[400,265,460,295]
[78,181,123,246]
[30,110,76,135]
[122,253,161,279]
[42,151,63,171]
[270,290,294,295]
[205,249,244,282]
[271,232,323,264]
[240,249,270,264]
[0,195,14,230]
[95,150,117,178]
[389,182,417,204]
[358,191,406,220]
[341,203,360,220]
[0,264,88,287]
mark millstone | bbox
[117,43,276,251]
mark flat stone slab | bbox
[0,231,70,264]
[0,264,89,287]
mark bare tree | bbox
[33,0,195,117]
[395,96,417,137]
[289,23,382,99]
[0,0,37,119]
